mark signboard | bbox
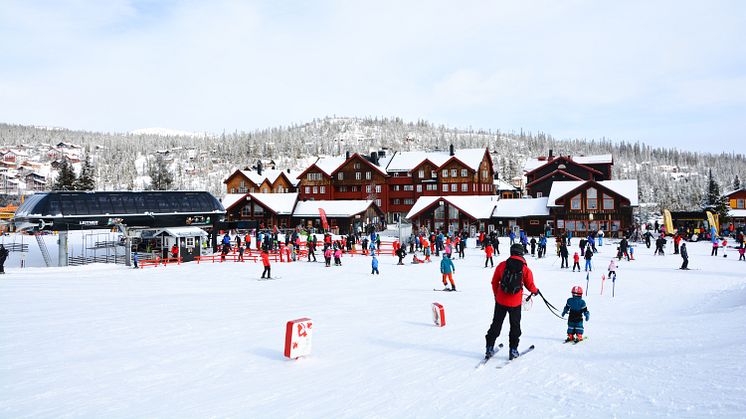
[284,317,313,359]
[318,208,329,230]
[432,303,446,327]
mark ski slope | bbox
[1,239,745,418]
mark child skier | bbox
[608,258,617,280]
[333,248,342,266]
[371,254,379,274]
[572,251,581,272]
[484,242,494,268]
[562,286,590,342]
[739,245,745,261]
[260,250,271,279]
[440,253,456,291]
[584,246,593,272]
[324,247,333,267]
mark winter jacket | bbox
[584,248,593,260]
[485,245,494,258]
[573,253,580,262]
[440,257,455,274]
[334,249,342,258]
[681,245,689,258]
[608,260,617,271]
[371,256,379,269]
[562,296,590,323]
[261,252,270,267]
[490,255,538,307]
[324,249,333,259]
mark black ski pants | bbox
[484,256,493,267]
[261,266,271,278]
[561,255,569,268]
[681,257,688,269]
[485,303,522,350]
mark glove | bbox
[532,289,540,296]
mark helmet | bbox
[571,286,583,296]
[510,243,525,256]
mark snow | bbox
[493,197,550,218]
[406,195,498,220]
[292,199,375,217]
[129,127,209,138]
[220,193,247,211]
[1,238,746,417]
[729,209,746,218]
[523,154,613,173]
[312,156,348,176]
[385,148,487,173]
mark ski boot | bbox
[485,346,495,359]
[509,348,520,360]
[450,286,457,292]
[565,334,575,343]
[575,334,583,343]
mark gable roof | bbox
[248,193,298,215]
[405,195,499,220]
[524,155,603,177]
[547,180,639,207]
[492,198,550,218]
[331,153,388,177]
[292,200,380,218]
[523,154,613,173]
[221,193,248,211]
[525,169,585,187]
[386,148,489,173]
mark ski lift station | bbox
[12,191,226,267]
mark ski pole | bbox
[601,274,605,295]
[612,274,616,297]
[585,272,589,296]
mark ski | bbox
[433,288,459,292]
[564,336,589,344]
[257,277,281,281]
[475,344,504,369]
[495,345,535,369]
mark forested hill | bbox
[1,117,744,216]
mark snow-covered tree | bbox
[52,159,77,191]
[148,154,174,190]
[75,155,96,190]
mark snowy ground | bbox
[1,238,745,418]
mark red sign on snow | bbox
[284,318,313,359]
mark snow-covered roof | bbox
[249,193,298,215]
[405,195,499,220]
[313,156,348,176]
[293,200,377,218]
[221,193,247,211]
[385,148,487,173]
[160,226,209,238]
[493,178,519,191]
[492,198,550,218]
[723,188,746,197]
[729,209,746,218]
[546,180,639,207]
[523,154,613,173]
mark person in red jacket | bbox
[260,250,271,279]
[484,243,494,268]
[484,244,539,360]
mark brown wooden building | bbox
[224,169,299,195]
[222,192,299,229]
[524,153,613,198]
[725,188,746,228]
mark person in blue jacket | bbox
[439,253,456,291]
[509,230,516,245]
[371,253,379,275]
[562,286,590,342]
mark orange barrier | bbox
[139,256,181,268]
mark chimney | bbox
[286,168,290,174]
[256,160,263,176]
[548,149,553,159]
[346,151,351,160]
[449,144,455,156]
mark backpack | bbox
[500,258,525,294]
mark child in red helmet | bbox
[562,286,590,342]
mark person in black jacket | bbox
[395,246,407,265]
[0,244,8,274]
[680,242,689,270]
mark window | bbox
[461,169,468,177]
[442,169,448,178]
[482,169,489,179]
[240,180,245,188]
[603,193,614,210]
[394,185,400,191]
[307,172,322,181]
[375,199,381,207]
[431,170,437,178]
[253,204,264,215]
[451,169,457,177]
[450,184,457,192]
[536,192,543,198]
[418,169,425,178]
[557,219,565,229]
[351,186,359,192]
[461,183,468,192]
[339,186,347,192]
[737,199,745,209]
[320,186,326,194]
[393,199,400,205]
[586,187,598,210]
[416,185,422,192]
[366,171,371,180]
[442,184,448,192]
[566,220,576,231]
[338,173,344,180]
[304,187,310,194]
[404,199,414,205]
[403,185,414,191]
[231,187,236,193]
[354,162,361,169]
[355,172,361,180]
[366,185,372,193]
[186,237,195,247]
[571,194,581,210]
[241,206,251,216]
[312,186,318,194]
[375,185,381,193]
[428,184,437,191]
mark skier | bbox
[680,242,690,270]
[738,245,745,261]
[597,229,604,247]
[655,236,666,256]
[711,238,719,256]
[619,237,630,260]
[530,237,537,257]
[334,247,342,266]
[324,247,333,267]
[395,246,407,265]
[562,286,590,342]
[584,246,593,272]
[439,253,456,291]
[260,250,271,279]
[307,234,317,262]
[411,253,424,264]
[132,249,138,269]
[371,253,379,274]
[607,258,617,280]
[572,251,580,272]
[484,242,494,268]
[644,230,652,248]
[509,230,516,245]
[673,233,682,254]
[0,245,9,273]
[422,239,431,262]
[485,244,539,360]
[560,243,569,269]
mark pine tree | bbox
[75,155,95,190]
[733,175,741,191]
[52,159,77,191]
[148,154,174,190]
[704,169,730,222]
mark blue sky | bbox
[1,0,744,153]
